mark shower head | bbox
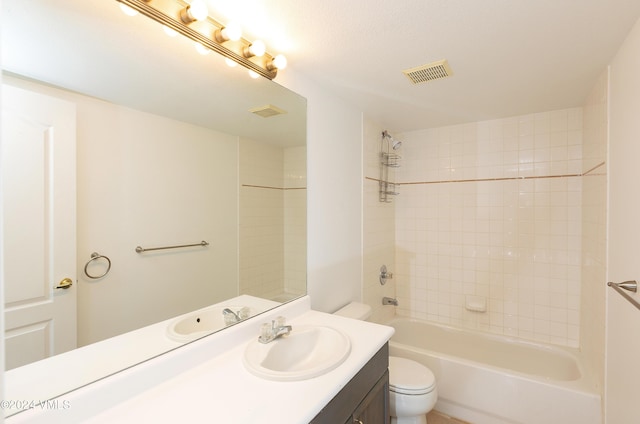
[382,130,403,150]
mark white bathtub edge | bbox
[385,318,602,424]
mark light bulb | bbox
[195,42,210,55]
[272,54,287,70]
[189,0,208,20]
[244,40,266,58]
[119,3,138,16]
[225,58,238,68]
[180,0,208,23]
[163,25,178,37]
[221,22,242,41]
[248,70,260,79]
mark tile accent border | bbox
[365,161,605,186]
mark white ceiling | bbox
[205,0,640,131]
[5,1,640,136]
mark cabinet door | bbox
[351,370,390,424]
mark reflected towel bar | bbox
[135,240,209,253]
[607,280,640,311]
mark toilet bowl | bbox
[389,356,437,424]
[334,302,438,423]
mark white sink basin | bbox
[243,325,351,381]
[166,305,252,342]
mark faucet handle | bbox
[259,323,272,341]
[274,316,287,328]
[238,307,250,320]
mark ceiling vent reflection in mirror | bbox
[249,104,287,118]
[117,0,287,80]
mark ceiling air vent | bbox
[249,104,287,118]
[402,59,453,85]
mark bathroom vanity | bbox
[311,344,390,424]
[6,296,394,423]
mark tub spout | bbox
[382,297,398,306]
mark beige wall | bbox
[606,15,640,423]
[74,88,240,345]
[279,72,364,313]
[580,70,608,395]
[5,76,240,346]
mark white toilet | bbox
[334,302,438,424]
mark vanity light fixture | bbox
[214,22,242,43]
[268,54,287,71]
[116,0,287,80]
[179,0,208,24]
[243,40,266,58]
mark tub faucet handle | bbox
[380,265,394,285]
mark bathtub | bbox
[384,317,601,424]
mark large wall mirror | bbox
[1,0,306,414]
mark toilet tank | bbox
[333,302,372,321]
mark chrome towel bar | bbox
[135,240,209,253]
[607,280,640,311]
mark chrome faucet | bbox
[382,297,399,306]
[222,307,250,326]
[258,316,292,344]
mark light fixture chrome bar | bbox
[135,240,210,253]
[116,0,278,80]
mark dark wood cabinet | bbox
[310,343,390,424]
[349,369,389,424]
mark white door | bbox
[606,22,640,423]
[2,84,77,370]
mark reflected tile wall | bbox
[395,108,583,347]
[239,140,307,300]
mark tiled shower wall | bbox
[393,108,584,347]
[239,139,307,300]
[284,146,307,298]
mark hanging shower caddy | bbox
[379,130,402,203]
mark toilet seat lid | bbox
[389,356,436,395]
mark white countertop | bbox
[4,294,280,414]
[7,296,394,423]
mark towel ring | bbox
[84,252,111,279]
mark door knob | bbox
[55,278,73,290]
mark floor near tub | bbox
[427,410,471,424]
